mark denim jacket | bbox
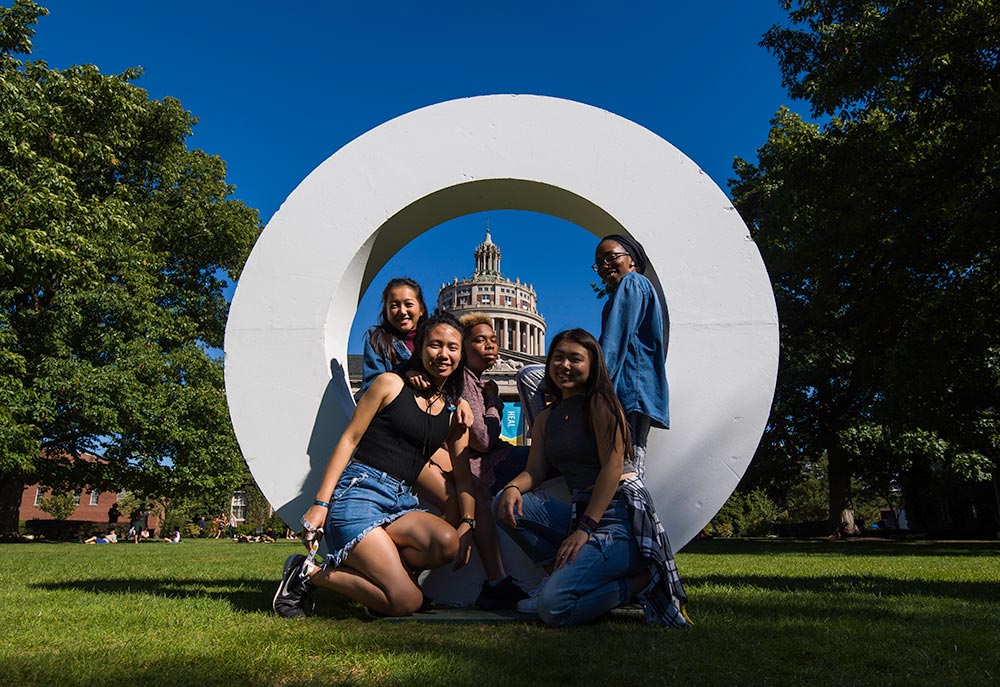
[358,326,411,398]
[600,271,669,428]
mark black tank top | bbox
[544,394,602,492]
[355,384,452,484]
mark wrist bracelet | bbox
[501,484,521,494]
[313,499,330,508]
[577,524,594,536]
[579,514,599,531]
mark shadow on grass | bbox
[31,577,364,618]
[0,625,702,687]
[682,538,1000,558]
[686,572,1000,604]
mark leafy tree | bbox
[0,1,261,534]
[732,0,1000,534]
[36,490,76,521]
[707,488,782,538]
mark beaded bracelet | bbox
[313,499,330,508]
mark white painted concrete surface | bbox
[224,95,778,603]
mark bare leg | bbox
[310,528,422,616]
[384,510,459,571]
[309,511,457,616]
[415,450,507,581]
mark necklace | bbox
[423,389,443,414]
[420,387,444,459]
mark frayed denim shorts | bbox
[324,460,420,568]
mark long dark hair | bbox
[405,310,465,409]
[369,277,427,364]
[544,328,632,461]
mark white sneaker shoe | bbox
[516,575,549,614]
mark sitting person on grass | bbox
[497,329,690,627]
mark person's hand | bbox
[452,522,474,570]
[455,403,474,428]
[483,380,499,398]
[301,504,327,548]
[555,528,590,568]
[497,487,523,528]
[403,370,431,391]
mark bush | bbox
[37,492,78,521]
[24,519,111,541]
[708,488,782,537]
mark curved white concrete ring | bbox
[224,94,778,549]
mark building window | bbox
[481,295,491,304]
[231,491,247,521]
[73,490,82,506]
[34,487,45,506]
[89,490,100,506]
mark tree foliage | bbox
[36,490,76,521]
[732,0,1000,533]
[0,1,261,533]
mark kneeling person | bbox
[273,312,476,618]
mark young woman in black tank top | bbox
[273,313,476,618]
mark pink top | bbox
[462,368,513,485]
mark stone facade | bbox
[436,229,546,357]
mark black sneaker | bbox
[273,554,316,618]
[475,576,529,610]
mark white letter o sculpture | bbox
[225,95,778,563]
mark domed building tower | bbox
[437,228,546,360]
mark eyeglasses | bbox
[591,252,629,271]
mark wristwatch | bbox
[460,517,477,531]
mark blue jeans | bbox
[496,490,644,627]
[515,364,547,438]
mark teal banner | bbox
[501,402,522,441]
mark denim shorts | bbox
[324,461,421,567]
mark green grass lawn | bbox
[1,537,997,686]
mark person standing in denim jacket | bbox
[516,234,668,479]
[592,234,668,479]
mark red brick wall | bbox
[20,484,122,523]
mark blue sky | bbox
[29,1,795,352]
